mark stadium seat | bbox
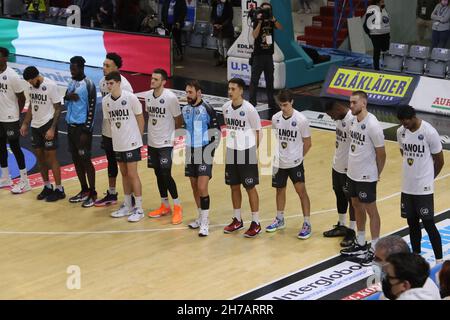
[204,24,218,50]
[382,43,409,73]
[189,21,209,48]
[425,48,450,79]
[404,45,430,75]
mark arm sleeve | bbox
[130,94,143,115]
[169,94,182,117]
[429,127,443,154]
[370,120,385,148]
[83,78,97,132]
[300,117,311,138]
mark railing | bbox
[332,0,369,48]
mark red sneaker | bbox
[223,217,244,233]
[244,221,262,238]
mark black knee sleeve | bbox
[0,136,8,167]
[8,139,25,170]
[334,189,348,214]
[200,195,210,210]
[106,150,118,178]
[422,219,443,260]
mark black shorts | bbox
[348,177,377,203]
[67,125,93,158]
[31,119,58,150]
[225,148,259,188]
[147,146,173,170]
[401,193,434,221]
[101,135,114,153]
[0,121,20,141]
[185,147,213,178]
[272,163,305,188]
[115,147,141,163]
[332,169,350,198]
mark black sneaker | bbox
[94,191,118,207]
[82,190,98,208]
[69,190,90,203]
[37,185,53,200]
[340,241,369,256]
[323,222,348,237]
[340,228,356,247]
[348,248,375,266]
[46,188,66,202]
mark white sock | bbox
[371,238,379,250]
[357,231,366,246]
[44,181,52,189]
[109,187,116,195]
[162,197,169,207]
[276,211,284,220]
[201,209,209,221]
[20,169,28,181]
[56,185,63,192]
[338,214,347,226]
[252,212,259,224]
[173,198,180,206]
[234,209,241,220]
[125,194,133,208]
[197,207,202,218]
[304,216,311,224]
[1,167,9,179]
[349,220,356,231]
[134,196,143,210]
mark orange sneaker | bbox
[171,204,183,225]
[148,203,171,218]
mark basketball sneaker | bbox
[0,176,12,188]
[266,217,285,233]
[69,190,90,203]
[46,188,66,202]
[298,222,312,240]
[340,228,356,247]
[111,204,133,218]
[82,190,97,208]
[171,204,183,225]
[94,191,118,207]
[148,203,171,218]
[198,217,209,237]
[340,241,369,256]
[223,217,244,233]
[348,247,375,265]
[37,185,53,200]
[244,221,262,238]
[188,218,201,229]
[11,179,31,194]
[323,222,347,237]
[128,208,145,222]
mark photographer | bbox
[249,2,282,113]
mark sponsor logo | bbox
[126,152,133,159]
[359,192,367,199]
[418,134,424,141]
[351,144,356,152]
[281,142,288,149]
[160,99,165,104]
[160,158,169,164]
[115,122,121,129]
[245,178,254,185]
[407,158,414,166]
[420,207,430,216]
[199,165,207,172]
[152,119,157,125]
[42,86,47,91]
[6,130,14,137]
[291,121,297,127]
[431,97,450,111]
[45,141,53,147]
[297,171,302,178]
[34,105,39,112]
[361,124,366,130]
[121,100,127,106]
[240,111,245,117]
[2,76,7,80]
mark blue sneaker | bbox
[266,217,285,233]
[298,222,312,240]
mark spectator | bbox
[383,252,440,300]
[297,0,311,14]
[373,235,441,299]
[364,0,390,70]
[210,0,234,67]
[431,0,450,48]
[49,0,71,7]
[2,0,26,18]
[116,0,144,32]
[438,260,450,299]
[25,0,49,21]
[95,0,114,29]
[72,0,98,27]
[161,0,187,60]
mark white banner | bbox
[409,76,450,116]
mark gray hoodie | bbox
[397,287,442,300]
[431,3,450,31]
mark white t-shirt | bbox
[28,78,62,128]
[333,110,354,174]
[347,112,385,182]
[222,100,261,151]
[272,110,310,169]
[99,74,133,137]
[145,88,181,148]
[102,90,143,152]
[397,120,442,195]
[0,67,24,122]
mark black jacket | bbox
[161,0,187,27]
[210,0,234,39]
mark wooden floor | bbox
[1,128,450,299]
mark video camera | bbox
[248,6,273,22]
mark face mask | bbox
[372,262,384,283]
[381,277,398,300]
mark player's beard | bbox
[352,108,361,116]
[187,96,196,105]
[33,80,41,89]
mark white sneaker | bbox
[188,218,201,229]
[305,8,311,14]
[111,204,132,218]
[0,177,12,188]
[297,9,305,14]
[199,217,209,237]
[11,179,31,194]
[128,208,144,223]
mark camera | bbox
[248,6,273,22]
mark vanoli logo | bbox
[34,105,39,112]
[281,142,287,149]
[115,122,121,129]
[351,144,356,152]
[121,100,127,106]
[152,119,157,125]
[407,158,414,166]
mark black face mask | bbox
[382,277,398,300]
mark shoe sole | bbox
[171,220,183,225]
[340,240,355,248]
[298,233,312,240]
[69,198,89,203]
[46,196,66,202]
[266,225,285,233]
[94,200,117,207]
[148,211,171,218]
[188,224,200,229]
[340,249,367,256]
[244,230,262,238]
[82,203,95,208]
[11,188,32,194]
[223,225,244,234]
[323,232,347,238]
[198,232,208,237]
[128,216,144,223]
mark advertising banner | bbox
[409,76,450,116]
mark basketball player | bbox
[103,71,145,222]
[64,56,97,208]
[223,78,262,238]
[266,89,312,239]
[341,91,386,262]
[95,52,133,207]
[0,47,30,193]
[183,80,221,237]
[145,68,183,225]
[324,98,357,247]
[20,66,65,202]
[397,105,444,263]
